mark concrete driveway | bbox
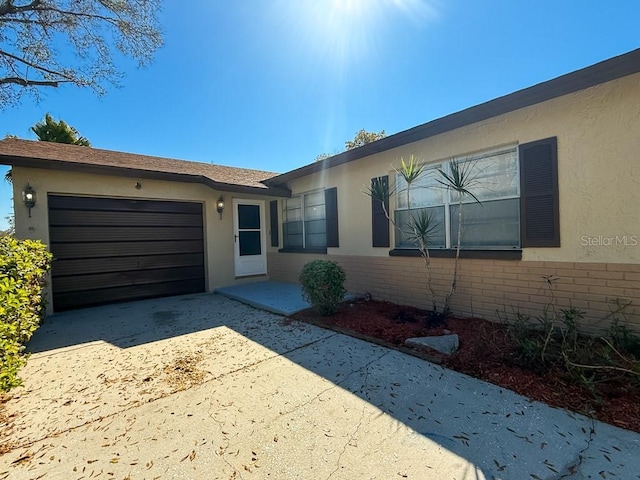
[1,294,638,480]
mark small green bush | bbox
[299,260,346,316]
[0,236,52,392]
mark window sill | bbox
[389,248,522,260]
[278,247,328,254]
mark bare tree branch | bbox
[0,1,43,17]
[15,6,121,26]
[0,0,162,109]
[0,17,71,25]
[0,48,76,81]
[0,76,61,86]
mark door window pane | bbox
[239,231,262,255]
[238,205,261,229]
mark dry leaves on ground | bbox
[291,299,640,434]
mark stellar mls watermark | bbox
[581,235,638,247]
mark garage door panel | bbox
[50,240,204,259]
[52,253,204,277]
[49,226,204,242]
[53,279,206,311]
[49,210,203,227]
[48,195,206,311]
[52,266,205,293]
[49,195,203,214]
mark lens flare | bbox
[278,0,439,77]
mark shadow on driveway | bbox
[28,292,285,353]
[22,292,640,479]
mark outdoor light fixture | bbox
[216,196,225,219]
[22,184,36,218]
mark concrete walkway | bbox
[1,293,639,479]
[216,280,360,316]
[216,280,312,315]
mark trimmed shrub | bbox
[299,260,346,316]
[0,237,52,392]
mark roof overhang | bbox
[1,154,291,198]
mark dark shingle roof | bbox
[0,138,289,197]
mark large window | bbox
[283,191,326,249]
[394,147,520,249]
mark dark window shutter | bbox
[371,176,390,247]
[519,137,560,247]
[325,187,339,247]
[269,200,279,247]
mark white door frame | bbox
[233,199,267,277]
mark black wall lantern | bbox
[216,196,225,219]
[22,184,36,217]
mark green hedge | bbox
[0,236,52,392]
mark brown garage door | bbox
[48,195,205,311]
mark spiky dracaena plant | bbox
[403,208,439,313]
[364,155,440,314]
[437,158,481,314]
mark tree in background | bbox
[345,129,386,150]
[0,0,162,109]
[315,129,387,161]
[314,153,332,162]
[31,113,90,146]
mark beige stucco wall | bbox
[12,166,280,311]
[284,72,640,264]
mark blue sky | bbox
[1,1,639,230]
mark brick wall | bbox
[268,253,640,333]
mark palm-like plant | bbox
[437,158,481,313]
[396,156,441,314]
[365,155,442,315]
[403,208,439,314]
[395,155,425,188]
[31,114,91,146]
[364,155,482,320]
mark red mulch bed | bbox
[291,299,640,434]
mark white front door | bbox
[233,199,267,277]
